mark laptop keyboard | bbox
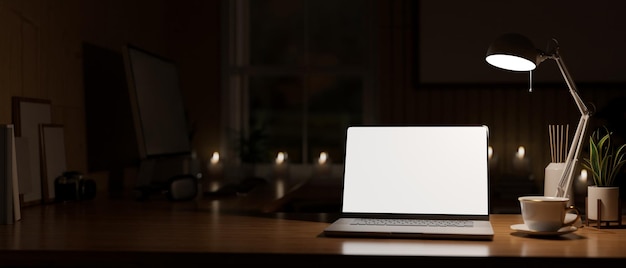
[351,218,474,227]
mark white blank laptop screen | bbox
[341,126,489,215]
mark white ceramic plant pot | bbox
[587,185,620,221]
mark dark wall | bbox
[80,1,221,183]
[416,0,626,85]
[378,0,626,207]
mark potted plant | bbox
[581,126,626,223]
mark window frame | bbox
[220,0,378,165]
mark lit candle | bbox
[205,151,224,193]
[275,152,287,165]
[318,151,328,165]
[274,151,288,177]
[579,169,588,183]
[512,145,529,174]
[487,145,499,170]
[516,146,525,159]
[315,151,331,178]
[207,151,223,182]
[210,151,220,164]
[575,169,588,195]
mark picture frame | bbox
[39,124,66,204]
[12,97,52,206]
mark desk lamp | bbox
[485,33,591,198]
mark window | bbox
[222,0,376,165]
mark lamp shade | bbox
[486,33,539,72]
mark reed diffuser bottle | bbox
[544,124,573,205]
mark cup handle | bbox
[563,205,580,226]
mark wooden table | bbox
[0,193,625,267]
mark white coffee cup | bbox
[518,196,580,232]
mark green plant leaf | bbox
[583,126,626,187]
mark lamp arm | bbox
[552,52,589,115]
[556,114,590,198]
[551,50,591,198]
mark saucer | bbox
[510,224,578,236]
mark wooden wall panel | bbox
[60,106,86,173]
[395,84,626,196]
[21,20,39,99]
[0,7,22,124]
[41,2,84,174]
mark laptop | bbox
[323,125,494,240]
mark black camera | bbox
[54,171,97,202]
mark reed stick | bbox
[548,124,569,163]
